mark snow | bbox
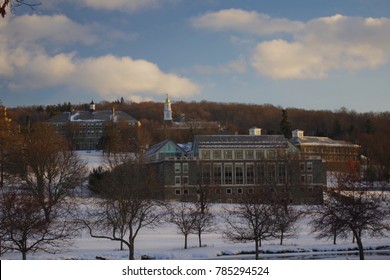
[1,151,389,260]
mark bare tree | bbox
[2,122,86,258]
[167,203,199,250]
[310,164,390,259]
[271,203,301,245]
[82,160,163,260]
[0,190,76,259]
[12,122,86,221]
[190,183,215,248]
[222,194,274,260]
[309,196,349,245]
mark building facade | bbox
[290,129,361,172]
[144,132,326,204]
[47,101,139,150]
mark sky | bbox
[0,0,390,112]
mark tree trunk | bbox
[333,229,337,245]
[280,230,284,245]
[184,234,188,249]
[22,250,27,260]
[198,229,202,248]
[255,239,260,260]
[129,238,135,260]
[354,233,365,260]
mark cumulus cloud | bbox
[193,10,390,79]
[0,13,199,100]
[252,14,390,79]
[192,9,304,35]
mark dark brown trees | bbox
[0,122,86,259]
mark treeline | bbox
[7,100,390,177]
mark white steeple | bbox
[164,94,172,122]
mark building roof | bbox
[290,136,360,148]
[47,110,138,124]
[193,135,289,149]
[143,139,185,159]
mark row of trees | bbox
[87,160,389,260]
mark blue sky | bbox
[0,0,389,112]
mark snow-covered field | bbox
[1,151,389,260]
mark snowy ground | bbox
[1,151,389,260]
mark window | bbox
[183,189,189,195]
[245,150,254,160]
[257,163,265,184]
[224,150,233,160]
[201,150,211,159]
[202,164,211,184]
[300,162,305,172]
[307,175,313,184]
[182,176,189,185]
[213,150,222,160]
[248,188,254,194]
[226,188,232,194]
[256,150,265,159]
[300,175,306,183]
[235,164,244,184]
[175,163,181,173]
[182,163,189,173]
[213,164,222,185]
[237,188,243,194]
[246,164,255,184]
[175,176,181,185]
[278,163,286,184]
[267,150,275,159]
[267,163,276,182]
[175,189,181,195]
[307,162,313,172]
[234,150,243,160]
[224,165,233,185]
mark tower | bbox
[163,95,172,122]
[89,100,96,113]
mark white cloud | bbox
[0,13,199,100]
[80,0,161,12]
[4,14,98,46]
[73,55,199,99]
[193,9,390,79]
[252,14,390,79]
[192,9,304,35]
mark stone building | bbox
[47,101,139,150]
[144,130,326,204]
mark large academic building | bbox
[144,128,326,204]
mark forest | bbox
[6,99,390,180]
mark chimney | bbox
[249,127,262,136]
[292,129,304,138]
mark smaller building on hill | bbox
[47,101,139,150]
